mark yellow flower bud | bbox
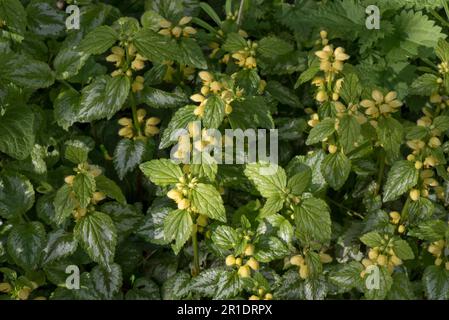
[409,189,420,201]
[177,198,190,210]
[238,265,251,278]
[319,253,333,263]
[247,257,259,271]
[118,117,133,127]
[225,104,233,115]
[92,192,106,203]
[171,26,183,38]
[235,258,242,266]
[64,175,75,185]
[244,244,255,256]
[179,16,192,25]
[225,255,236,266]
[18,287,31,300]
[118,126,134,138]
[159,19,172,28]
[328,145,338,154]
[183,26,197,36]
[299,264,309,279]
[435,257,443,266]
[398,225,406,234]
[445,262,449,271]
[264,293,273,300]
[197,215,208,227]
[320,30,328,39]
[132,81,144,93]
[377,254,387,266]
[428,137,441,148]
[290,255,305,266]
[131,59,145,71]
[145,125,160,136]
[390,255,402,266]
[249,295,260,300]
[415,161,423,170]
[210,81,222,93]
[167,189,183,202]
[368,249,379,260]
[111,46,125,56]
[0,283,12,293]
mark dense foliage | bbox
[2,0,449,300]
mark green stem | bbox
[192,224,200,276]
[60,80,77,94]
[401,197,412,220]
[129,92,142,137]
[326,197,364,219]
[237,0,245,26]
[376,149,386,196]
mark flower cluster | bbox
[428,240,449,270]
[106,44,147,78]
[118,109,160,139]
[360,236,403,276]
[289,251,332,280]
[190,71,242,117]
[360,90,403,121]
[226,244,260,278]
[64,164,105,220]
[158,16,197,38]
[231,40,258,69]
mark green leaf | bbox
[254,236,289,262]
[409,220,447,241]
[360,232,384,247]
[287,169,311,196]
[364,266,393,300]
[329,261,364,291]
[73,172,96,209]
[126,278,160,300]
[295,64,320,88]
[53,185,77,225]
[228,96,274,130]
[244,163,286,198]
[74,212,118,269]
[338,115,361,153]
[223,33,247,52]
[321,152,351,190]
[7,222,46,271]
[26,2,65,37]
[0,105,35,160]
[294,197,331,245]
[136,199,172,245]
[163,209,193,254]
[133,28,181,62]
[436,38,449,62]
[387,273,416,300]
[90,263,122,300]
[423,266,449,300]
[53,48,90,81]
[137,87,187,109]
[161,271,191,300]
[214,271,243,299]
[77,26,118,55]
[64,140,91,164]
[260,193,285,217]
[42,230,78,265]
[0,0,26,35]
[393,239,415,260]
[258,36,293,57]
[53,89,81,131]
[179,38,207,69]
[339,73,362,105]
[410,74,439,95]
[95,176,126,204]
[433,115,449,133]
[266,80,301,108]
[114,138,154,180]
[383,160,419,202]
[211,226,240,250]
[0,171,35,220]
[0,51,55,89]
[306,118,336,145]
[101,202,143,236]
[190,267,225,298]
[203,95,225,128]
[77,75,130,122]
[159,105,197,149]
[191,183,226,222]
[141,10,164,31]
[140,159,183,186]
[377,117,404,163]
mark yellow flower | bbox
[179,16,192,25]
[315,46,349,73]
[360,90,402,118]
